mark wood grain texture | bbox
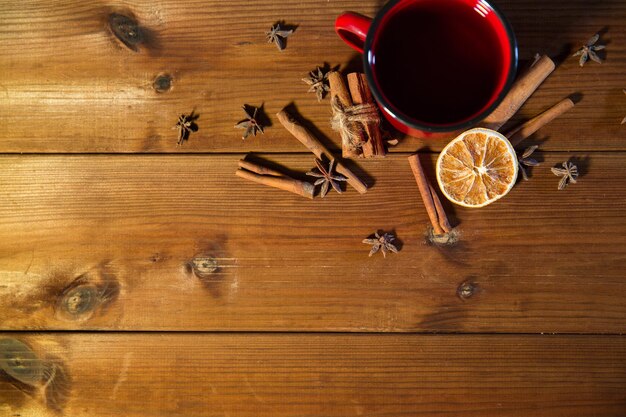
[0,0,624,153]
[2,1,625,414]
[1,153,625,332]
[1,333,626,417]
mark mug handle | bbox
[335,12,372,53]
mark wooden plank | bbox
[1,333,626,417]
[1,153,625,332]
[0,0,624,153]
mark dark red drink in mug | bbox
[335,0,518,138]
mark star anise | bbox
[235,105,265,140]
[551,161,579,190]
[266,24,293,51]
[362,231,399,258]
[517,145,540,181]
[302,67,330,101]
[173,111,199,145]
[306,158,347,198]
[573,33,605,67]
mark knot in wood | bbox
[457,281,476,300]
[153,74,172,93]
[61,285,98,316]
[108,13,142,51]
[0,338,44,386]
[190,256,218,279]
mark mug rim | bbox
[363,0,519,133]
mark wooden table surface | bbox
[1,0,625,415]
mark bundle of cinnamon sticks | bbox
[329,71,387,159]
[235,106,369,199]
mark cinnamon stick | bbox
[482,55,555,131]
[429,183,452,233]
[238,159,284,177]
[276,108,368,194]
[347,73,385,158]
[505,98,575,147]
[236,160,315,199]
[329,71,363,158]
[329,71,353,109]
[408,154,451,234]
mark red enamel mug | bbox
[335,0,518,138]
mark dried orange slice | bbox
[436,128,518,208]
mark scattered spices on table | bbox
[235,105,265,140]
[551,161,579,190]
[306,158,347,198]
[276,107,368,194]
[362,231,399,258]
[173,111,199,145]
[517,145,540,181]
[266,23,293,51]
[302,67,330,101]
[573,33,605,67]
